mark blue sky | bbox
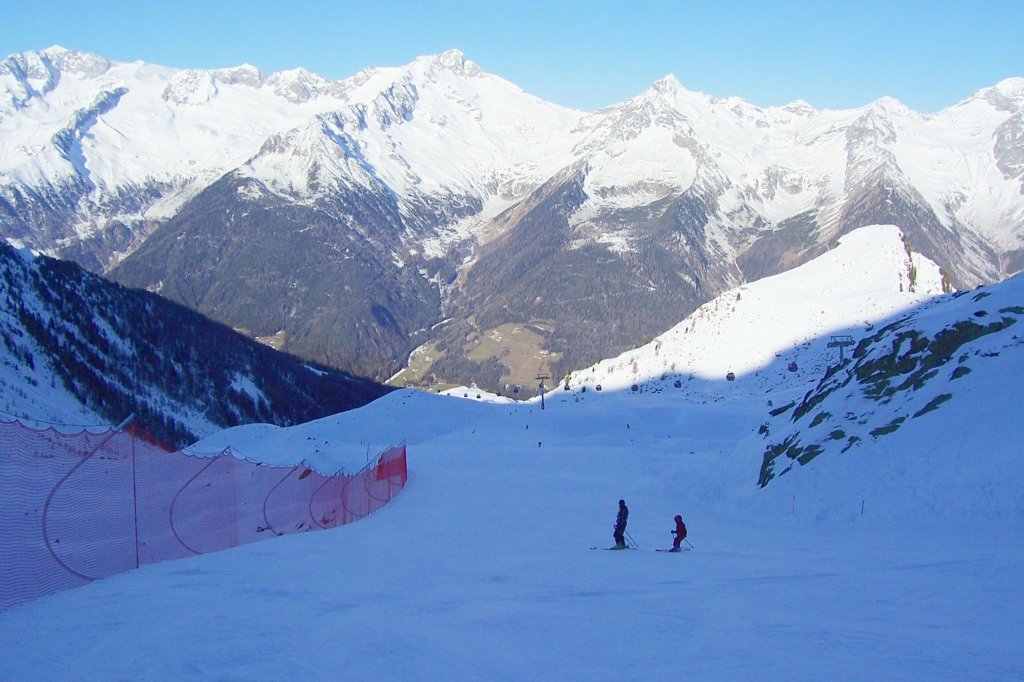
[2,0,1022,112]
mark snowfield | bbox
[1,226,1021,680]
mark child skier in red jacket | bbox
[671,515,687,551]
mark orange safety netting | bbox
[0,420,407,610]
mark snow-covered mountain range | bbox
[0,46,578,267]
[2,46,1022,387]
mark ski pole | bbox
[625,531,639,549]
[685,538,694,549]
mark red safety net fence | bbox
[0,419,407,610]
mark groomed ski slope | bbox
[0,381,1021,680]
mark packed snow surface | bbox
[1,227,1021,679]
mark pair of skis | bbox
[590,543,693,552]
[590,534,694,552]
[589,546,691,552]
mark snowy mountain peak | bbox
[866,95,915,117]
[41,46,111,78]
[983,77,1024,109]
[211,63,264,87]
[265,67,335,103]
[416,49,483,78]
[585,75,692,125]
[993,76,1024,97]
[651,73,686,96]
[781,99,817,116]
[635,73,710,111]
[160,63,267,104]
[3,46,111,81]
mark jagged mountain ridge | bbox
[2,46,1022,389]
[0,241,391,446]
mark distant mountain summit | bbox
[1,47,1022,391]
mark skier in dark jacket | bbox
[671,514,687,551]
[613,499,629,548]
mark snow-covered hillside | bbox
[566,225,947,397]
[1,225,1021,678]
[0,246,105,428]
[0,240,389,446]
[759,269,1024,502]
